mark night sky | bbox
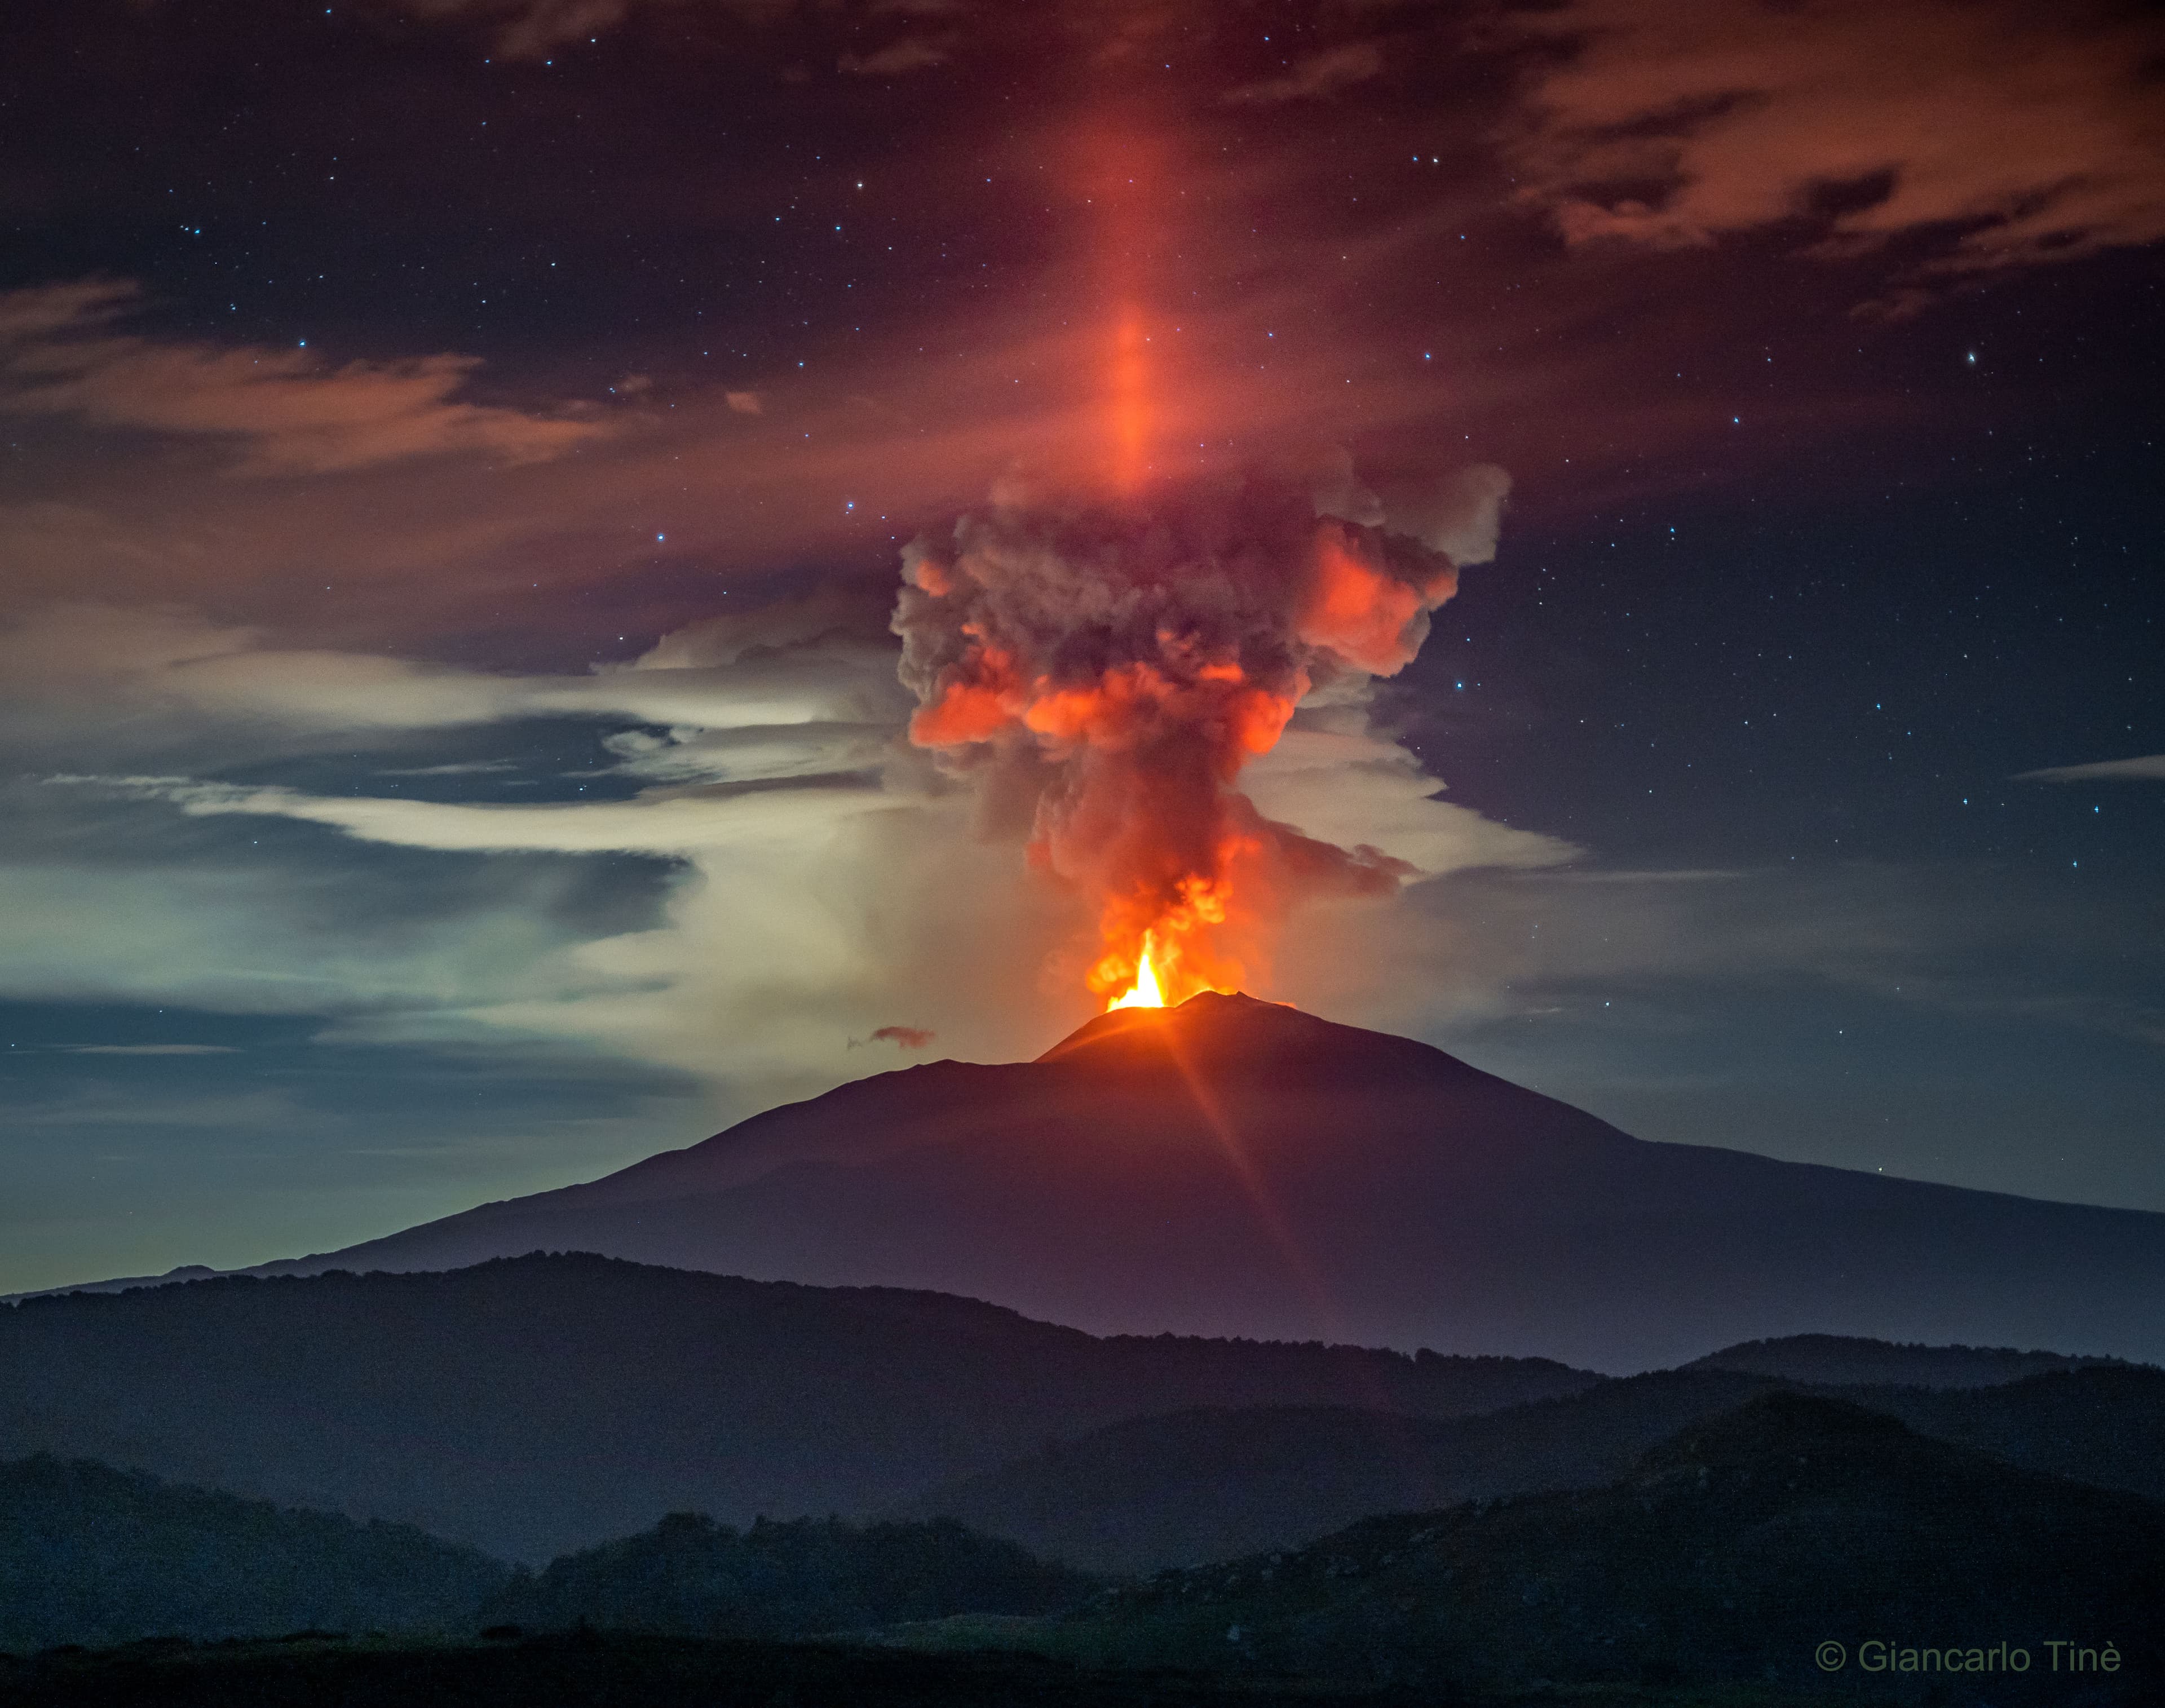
[3,0,2160,1294]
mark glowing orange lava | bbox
[1106,931,1168,1010]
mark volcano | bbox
[70,994,2165,1370]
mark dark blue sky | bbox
[2,0,2159,1293]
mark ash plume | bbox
[891,467,1481,1003]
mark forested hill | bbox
[0,1455,507,1653]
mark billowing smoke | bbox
[865,1024,935,1049]
[892,465,1497,1005]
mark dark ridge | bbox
[0,1455,507,1653]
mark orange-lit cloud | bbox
[1222,42,1384,107]
[1496,0,2165,289]
[391,0,792,59]
[0,281,608,475]
[838,36,951,74]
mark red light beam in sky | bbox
[1076,120,1165,494]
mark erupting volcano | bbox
[891,472,1463,1007]
[134,990,2165,1374]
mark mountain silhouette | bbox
[33,993,2165,1372]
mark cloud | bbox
[1242,714,1577,880]
[57,1044,242,1056]
[391,0,793,59]
[856,1024,935,1048]
[0,281,608,475]
[725,390,765,414]
[0,278,136,339]
[376,760,523,777]
[56,775,898,858]
[0,851,612,1025]
[1382,463,1513,567]
[7,562,1581,1121]
[1223,42,1385,105]
[2015,754,2165,782]
[1494,0,2165,288]
[838,36,951,74]
[0,604,908,747]
[637,587,897,668]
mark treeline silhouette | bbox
[481,1512,1096,1636]
[0,1455,504,1653]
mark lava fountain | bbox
[1105,930,1168,1010]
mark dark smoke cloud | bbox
[868,1024,936,1048]
[889,469,1460,999]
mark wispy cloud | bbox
[0,281,609,475]
[838,36,951,74]
[56,1043,241,1056]
[854,1024,935,1048]
[1222,42,1385,106]
[2015,754,2165,782]
[391,0,794,60]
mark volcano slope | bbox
[54,993,2165,1372]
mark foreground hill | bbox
[480,1514,1095,1638]
[909,1362,2165,1572]
[0,1254,1590,1561]
[0,1456,506,1653]
[1014,1393,2163,1702]
[90,993,2165,1371]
